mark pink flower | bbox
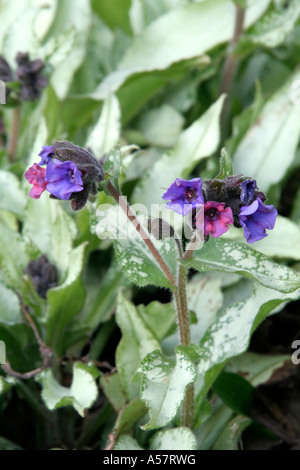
[195,201,233,238]
[25,163,47,199]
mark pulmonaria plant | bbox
[23,142,282,434]
[25,141,104,210]
[163,175,277,243]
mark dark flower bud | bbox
[15,52,47,101]
[52,141,104,183]
[148,218,175,239]
[25,255,58,298]
[203,176,266,227]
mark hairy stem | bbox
[220,3,246,140]
[106,181,176,287]
[175,262,194,428]
[107,181,193,426]
[8,106,21,162]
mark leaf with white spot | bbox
[149,428,197,451]
[95,204,177,288]
[195,282,300,399]
[183,239,300,293]
[116,292,161,400]
[133,346,197,430]
[36,362,99,417]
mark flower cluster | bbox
[0,52,47,103]
[25,141,104,211]
[162,176,277,243]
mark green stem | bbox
[175,262,194,428]
[8,106,21,162]
[220,3,246,141]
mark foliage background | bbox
[1,0,300,450]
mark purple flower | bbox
[162,178,204,215]
[238,197,277,244]
[195,201,233,237]
[38,145,54,166]
[240,179,257,205]
[45,159,83,200]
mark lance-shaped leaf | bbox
[215,148,233,180]
[0,171,26,218]
[115,293,161,400]
[94,0,271,97]
[86,95,121,158]
[36,362,99,417]
[195,282,300,400]
[133,346,197,430]
[45,243,87,354]
[183,239,300,293]
[233,69,300,192]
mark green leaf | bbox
[114,435,143,450]
[47,0,92,99]
[137,301,176,342]
[216,148,233,179]
[115,292,161,400]
[233,69,300,192]
[133,95,226,207]
[86,95,121,159]
[149,428,197,451]
[183,238,300,293]
[133,346,197,430]
[0,376,15,395]
[95,205,177,288]
[95,0,271,97]
[103,147,122,189]
[138,104,184,148]
[250,216,300,261]
[45,243,87,354]
[241,0,300,49]
[82,262,127,330]
[0,282,22,325]
[113,398,148,443]
[226,351,289,387]
[0,171,26,218]
[212,372,255,416]
[195,399,234,450]
[24,197,76,278]
[91,0,132,34]
[212,415,251,450]
[0,222,29,289]
[36,362,99,417]
[0,437,22,450]
[100,372,127,412]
